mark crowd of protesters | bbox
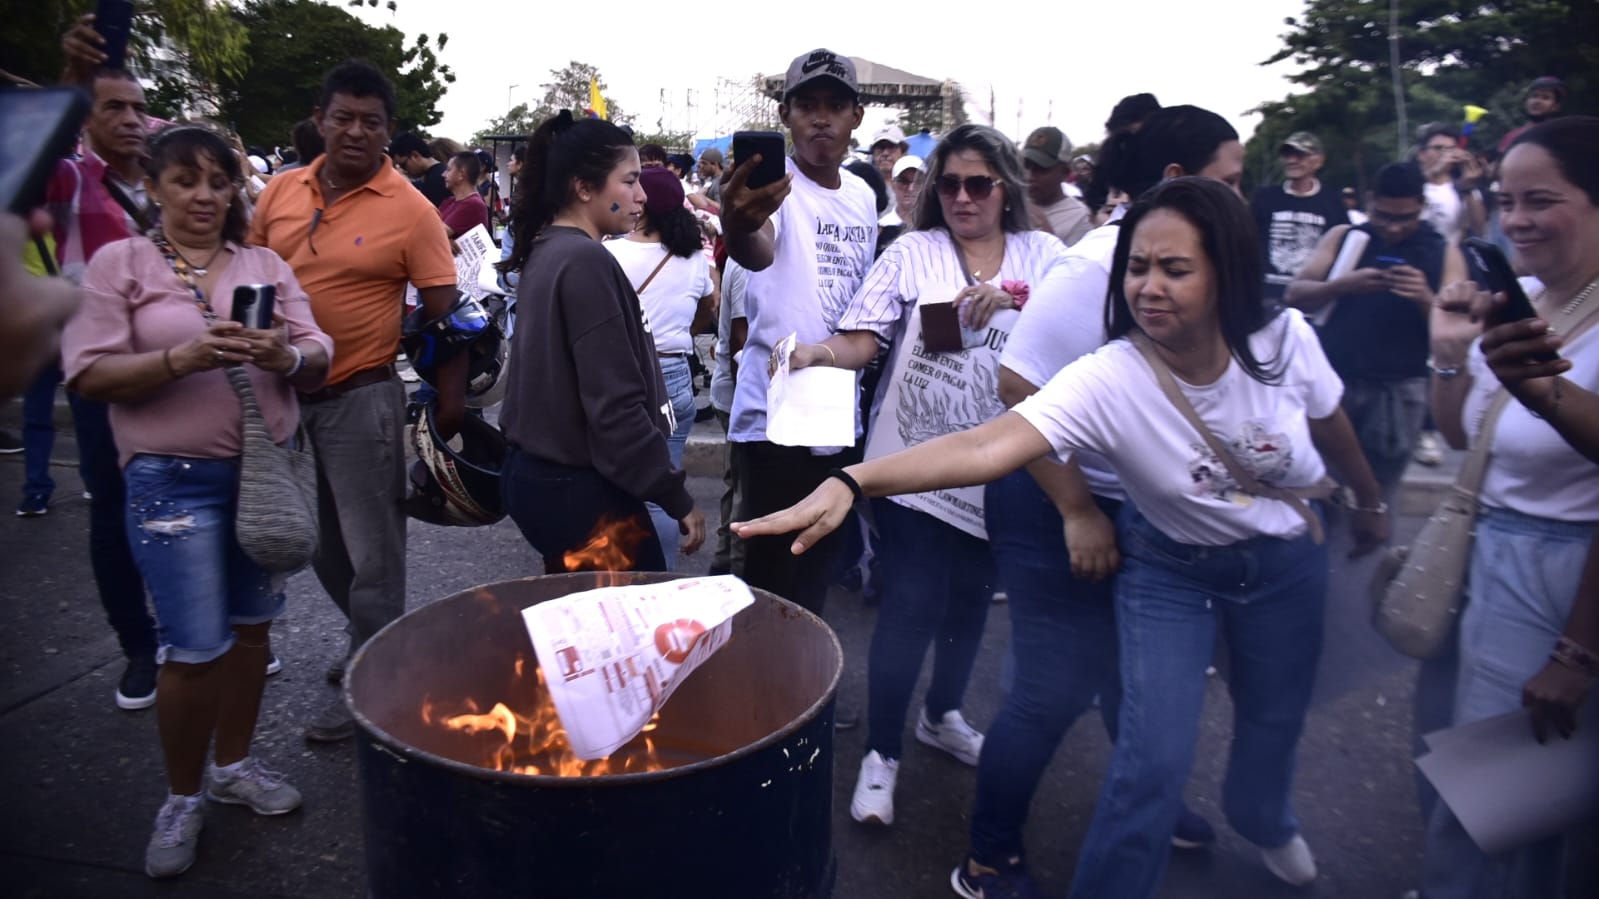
[2,12,1595,899]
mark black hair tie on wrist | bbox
[827,468,865,505]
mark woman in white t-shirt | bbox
[605,165,716,567]
[1418,115,1599,899]
[784,124,1070,829]
[737,178,1388,899]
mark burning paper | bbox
[522,575,754,760]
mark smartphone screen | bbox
[93,0,136,70]
[732,131,786,190]
[0,88,91,215]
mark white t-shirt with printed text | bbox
[839,228,1071,536]
[729,160,877,443]
[1014,309,1344,545]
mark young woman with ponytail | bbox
[495,111,706,571]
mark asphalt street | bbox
[1,413,1594,899]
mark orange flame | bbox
[561,516,651,583]
[423,659,669,777]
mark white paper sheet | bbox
[522,575,755,760]
[765,332,858,447]
[1416,701,1599,855]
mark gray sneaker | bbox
[304,697,356,743]
[206,757,303,815]
[145,794,203,878]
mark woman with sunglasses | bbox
[60,126,332,879]
[741,177,1388,898]
[496,111,706,572]
[950,103,1246,897]
[783,124,1071,829]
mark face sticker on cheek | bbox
[611,203,620,212]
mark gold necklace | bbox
[1560,276,1599,318]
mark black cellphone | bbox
[232,284,276,330]
[93,0,136,71]
[0,88,91,215]
[732,131,786,190]
[1462,237,1541,323]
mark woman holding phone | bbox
[60,125,331,879]
[785,124,1070,829]
[1419,115,1599,899]
[496,111,706,571]
[738,177,1388,898]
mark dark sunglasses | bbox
[934,175,1000,200]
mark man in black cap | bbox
[719,48,875,618]
[1249,130,1348,307]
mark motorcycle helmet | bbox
[401,292,507,404]
[403,401,508,527]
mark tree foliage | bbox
[215,0,453,148]
[1247,0,1599,195]
[472,102,540,144]
[529,61,624,126]
[0,0,246,108]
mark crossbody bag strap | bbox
[634,248,673,295]
[1128,331,1328,543]
[103,173,155,233]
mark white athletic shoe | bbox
[915,709,984,766]
[849,750,899,826]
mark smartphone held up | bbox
[732,131,786,191]
[93,0,136,71]
[231,284,276,331]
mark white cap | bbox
[872,125,907,148]
[891,155,923,179]
[248,154,269,174]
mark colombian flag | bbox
[588,77,608,121]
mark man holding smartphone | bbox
[719,49,876,618]
[28,15,164,712]
[1285,161,1467,496]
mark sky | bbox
[347,0,1311,150]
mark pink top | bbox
[62,237,335,467]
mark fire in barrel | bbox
[346,522,843,898]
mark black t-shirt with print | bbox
[1251,183,1349,304]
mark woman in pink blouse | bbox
[60,126,332,880]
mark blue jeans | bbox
[970,471,1121,865]
[21,365,87,498]
[864,498,995,760]
[1068,506,1327,899]
[123,454,283,665]
[646,355,695,570]
[77,397,159,660]
[1418,506,1594,899]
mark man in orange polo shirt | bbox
[249,60,466,742]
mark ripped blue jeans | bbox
[123,454,284,664]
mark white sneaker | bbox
[1413,431,1444,466]
[915,709,984,766]
[849,750,899,826]
[1261,834,1318,886]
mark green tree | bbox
[215,0,453,148]
[1248,0,1599,195]
[472,102,539,144]
[0,0,247,110]
[529,61,624,125]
